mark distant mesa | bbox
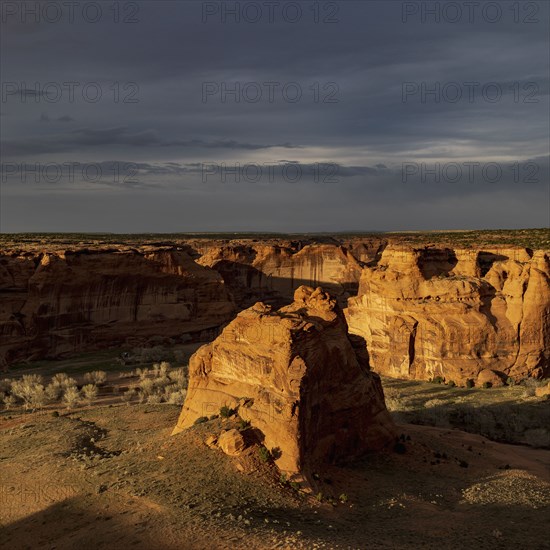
[173,285,396,478]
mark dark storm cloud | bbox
[2,126,302,156]
[1,0,548,231]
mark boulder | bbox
[173,286,395,476]
[217,430,245,456]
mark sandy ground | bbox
[1,404,549,550]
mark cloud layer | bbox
[1,0,548,231]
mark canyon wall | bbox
[346,246,550,385]
[2,238,548,384]
[194,242,364,309]
[0,248,235,364]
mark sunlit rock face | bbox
[346,246,550,385]
[173,286,396,476]
[196,243,363,308]
[0,248,235,363]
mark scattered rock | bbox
[217,429,246,456]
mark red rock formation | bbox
[196,242,363,308]
[0,248,235,364]
[173,286,396,476]
[346,246,550,384]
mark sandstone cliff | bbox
[346,246,550,384]
[195,242,363,308]
[173,286,395,476]
[0,248,235,364]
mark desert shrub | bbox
[139,379,155,395]
[27,385,47,410]
[237,418,251,431]
[289,481,300,492]
[339,493,348,503]
[482,382,492,389]
[151,363,161,377]
[167,390,186,405]
[163,383,180,396]
[447,380,456,387]
[11,375,46,410]
[257,445,272,463]
[431,376,444,384]
[63,386,80,409]
[153,376,171,389]
[159,361,171,377]
[220,405,237,418]
[168,368,187,387]
[45,383,62,401]
[3,394,17,410]
[135,367,150,380]
[84,371,107,386]
[120,389,135,405]
[506,377,516,386]
[0,379,12,393]
[82,384,98,404]
[146,393,163,404]
[194,416,208,425]
[51,373,76,389]
[465,379,475,388]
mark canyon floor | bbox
[1,402,549,550]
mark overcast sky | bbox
[1,0,548,232]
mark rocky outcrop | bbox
[173,286,395,477]
[346,246,550,385]
[0,248,235,364]
[196,243,363,309]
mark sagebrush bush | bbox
[168,368,187,387]
[45,383,62,401]
[139,379,155,395]
[11,375,46,410]
[51,373,77,389]
[82,384,98,403]
[84,370,107,386]
[120,389,135,405]
[136,367,149,380]
[63,386,80,409]
[3,394,17,410]
[167,390,186,405]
